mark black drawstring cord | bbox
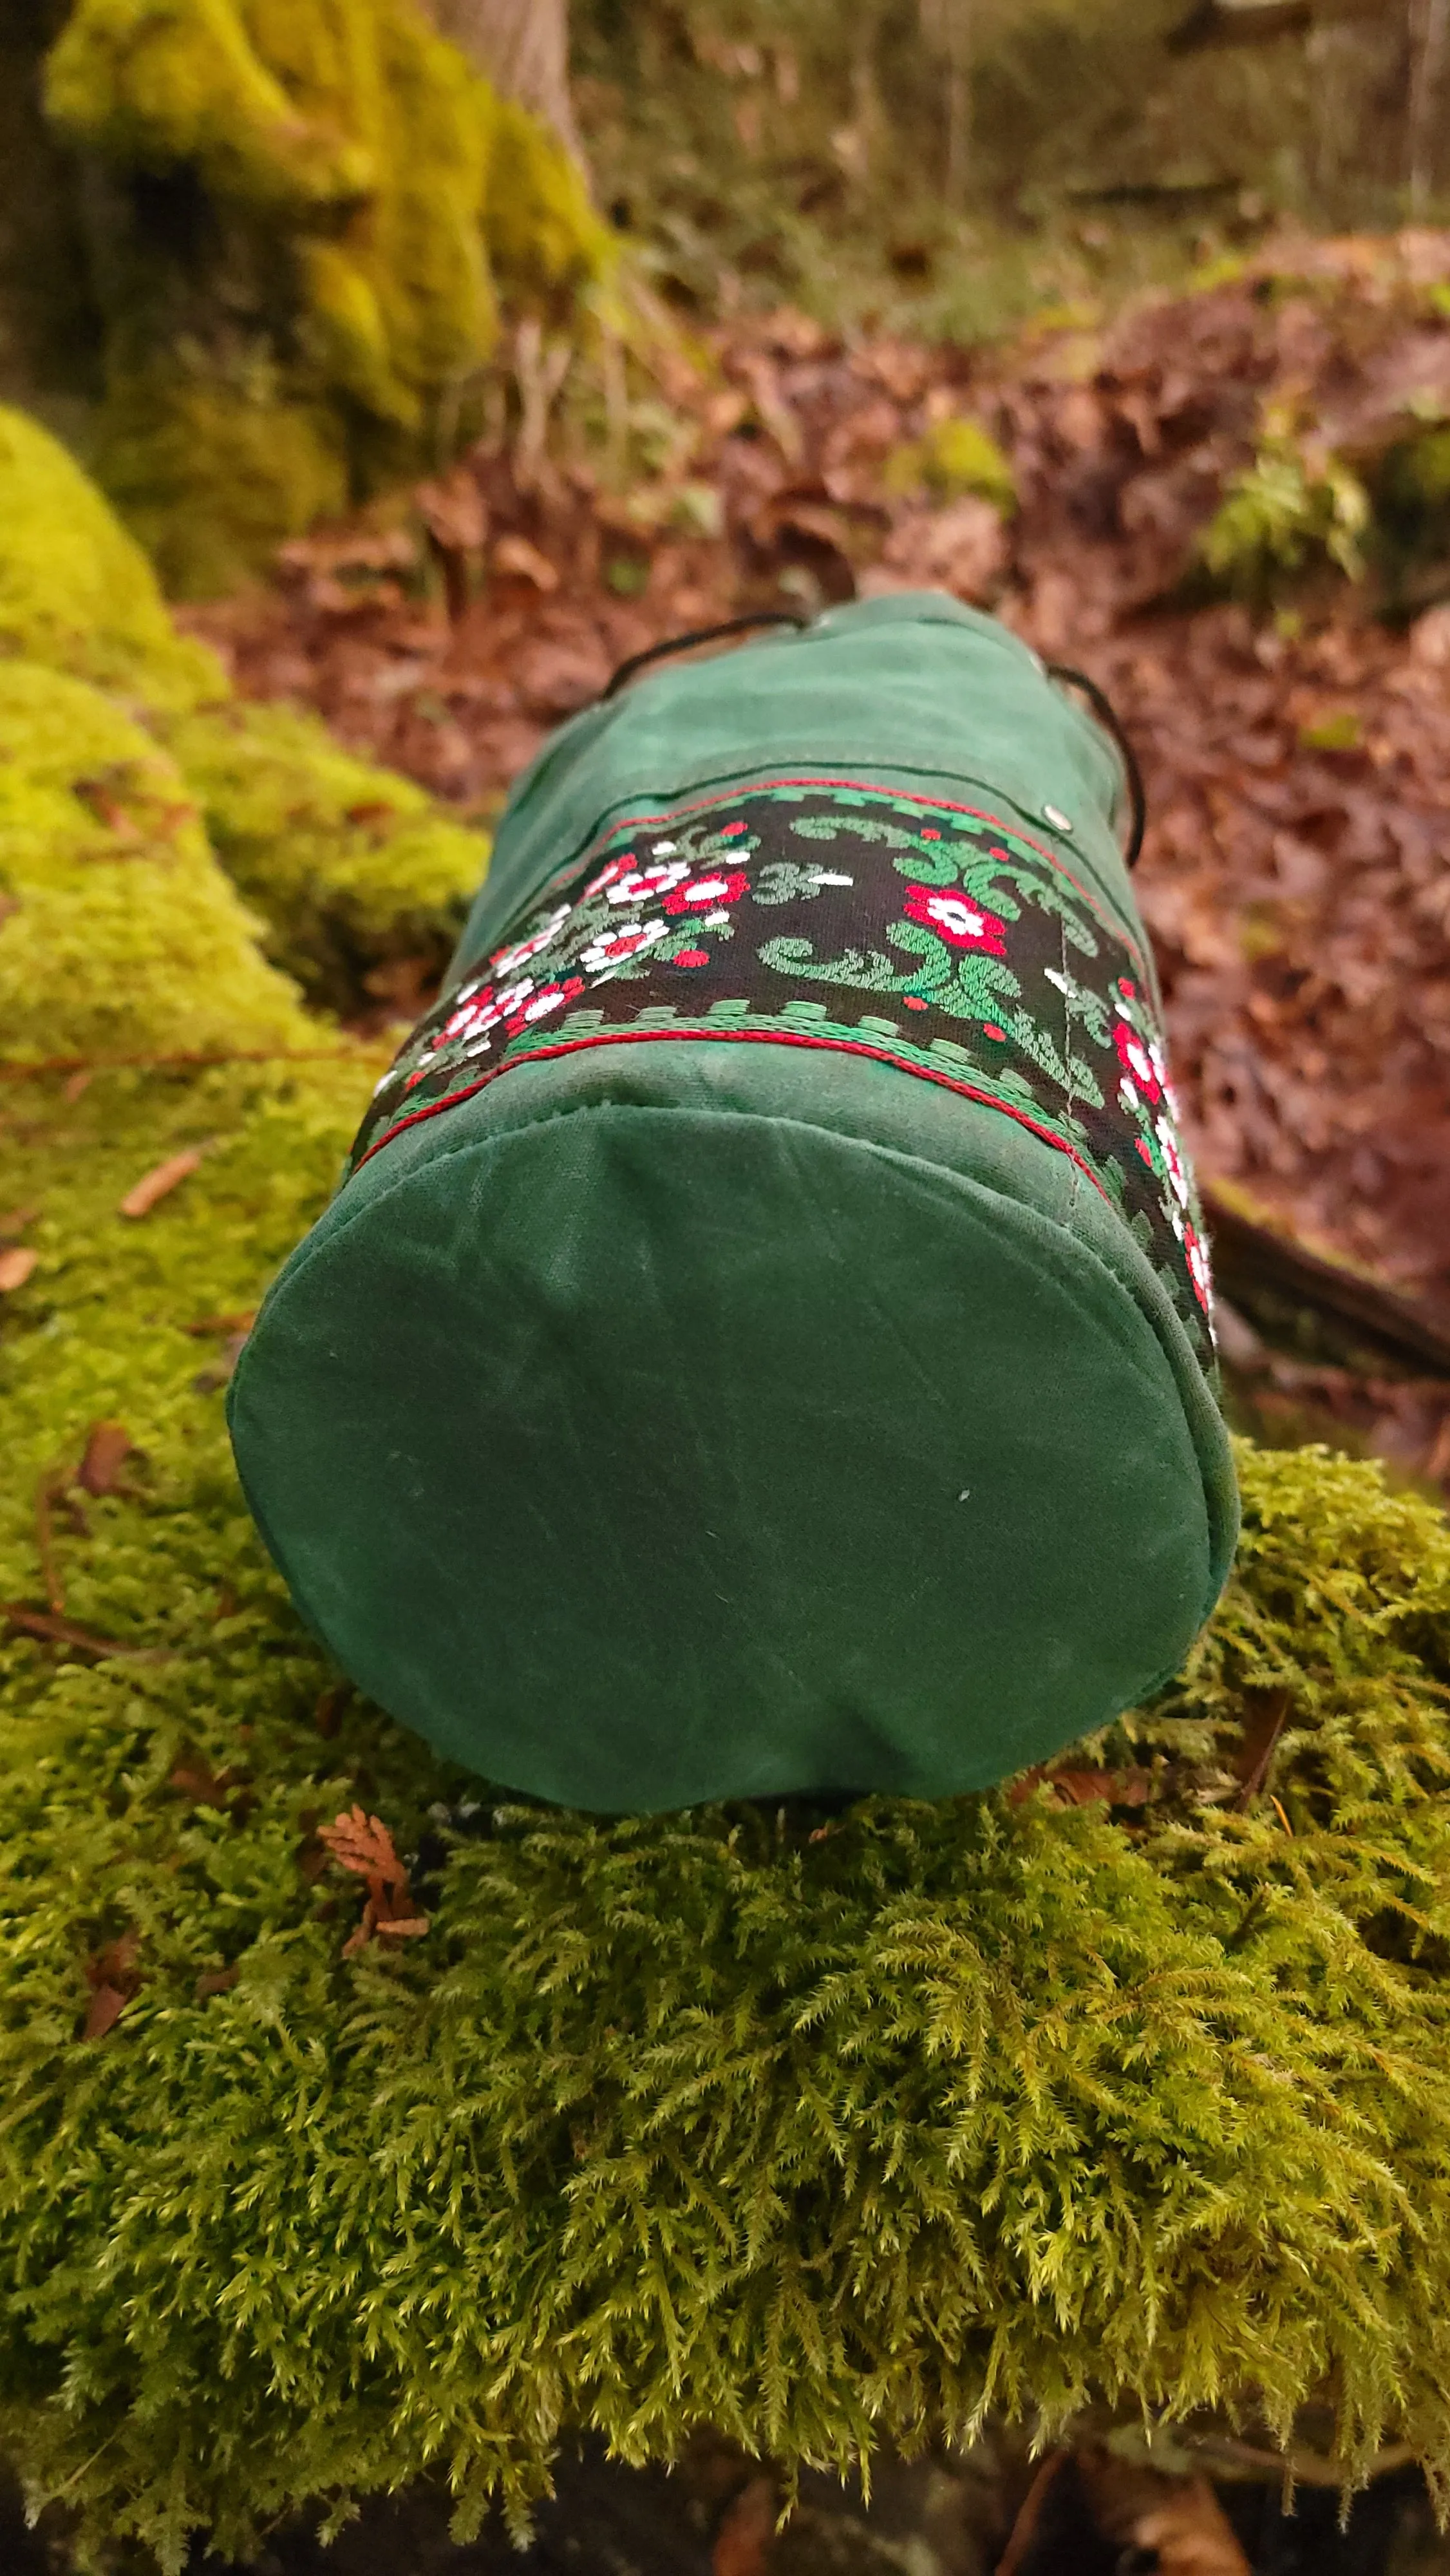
[1046,662,1148,870]
[598,613,1148,871]
[601,610,809,701]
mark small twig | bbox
[1,1602,172,1662]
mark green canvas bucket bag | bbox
[229,592,1238,1810]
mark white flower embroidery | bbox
[491,907,569,977]
[1155,1115,1191,1207]
[579,918,669,976]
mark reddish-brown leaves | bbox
[1234,1688,1293,1808]
[0,1245,37,1292]
[711,2477,780,2576]
[998,2448,1250,2576]
[77,1420,138,1496]
[317,1804,429,1957]
[118,1147,202,1218]
[1010,1766,1153,1809]
[82,1931,142,2041]
[313,1684,351,1739]
[169,1756,249,1813]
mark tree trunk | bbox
[1408,0,1450,211]
[426,0,581,159]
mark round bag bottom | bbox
[231,1039,1234,1812]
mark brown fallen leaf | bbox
[0,1245,37,1292]
[1009,1766,1152,1807]
[320,1804,406,1882]
[314,1683,351,1738]
[1233,1687,1292,1809]
[77,1419,138,1496]
[195,1966,240,1999]
[998,2448,1250,2576]
[83,1985,129,2041]
[319,1803,429,1957]
[712,2476,780,2576]
[82,1930,142,2041]
[169,1759,245,1809]
[118,1147,202,1219]
[493,532,560,591]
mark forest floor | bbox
[184,227,1450,1504]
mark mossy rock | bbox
[42,0,614,592]
[0,404,489,1010]
[3,1055,1450,2570]
[0,404,223,713]
[0,661,311,1063]
[163,702,486,1009]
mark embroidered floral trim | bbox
[350,781,1215,1358]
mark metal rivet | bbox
[1043,803,1073,833]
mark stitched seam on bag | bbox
[354,1023,1118,1204]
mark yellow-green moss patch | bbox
[3,1053,1450,2569]
[164,700,487,1005]
[0,403,224,710]
[0,661,309,1062]
[884,415,1017,513]
[42,0,612,591]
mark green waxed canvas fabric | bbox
[230,593,1239,1811]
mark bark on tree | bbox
[1408,0,1449,211]
[426,0,581,159]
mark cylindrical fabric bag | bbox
[229,593,1238,1812]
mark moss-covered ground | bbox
[4,1052,1450,2570]
[0,403,485,1036]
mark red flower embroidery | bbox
[504,977,585,1035]
[1182,1221,1214,1313]
[673,947,710,968]
[1113,1017,1162,1103]
[607,858,691,907]
[663,869,749,916]
[902,884,1008,955]
[440,981,495,1043]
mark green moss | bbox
[3,1049,1450,2568]
[0,404,488,1000]
[163,700,486,1006]
[0,661,310,1063]
[42,0,608,590]
[43,0,374,214]
[1200,415,1371,599]
[95,371,353,601]
[0,404,224,712]
[883,415,1017,513]
[486,94,616,301]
